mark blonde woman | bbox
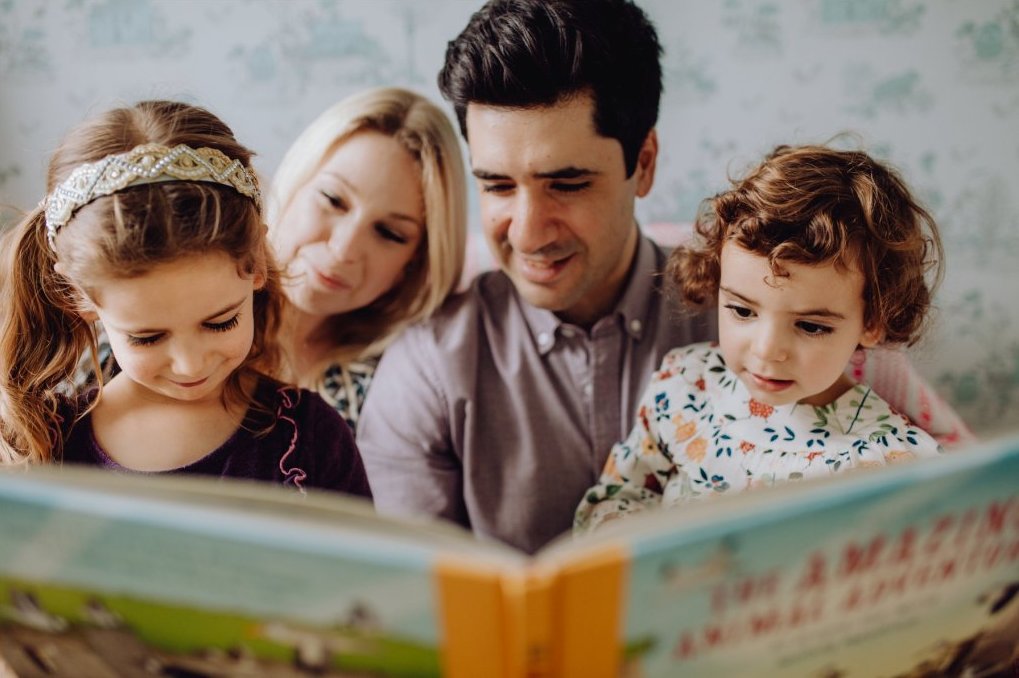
[267,87,467,432]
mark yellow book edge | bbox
[435,543,629,678]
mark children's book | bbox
[1,433,1018,677]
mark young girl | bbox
[0,100,371,497]
[267,87,467,432]
[575,144,945,532]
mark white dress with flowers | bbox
[574,342,942,533]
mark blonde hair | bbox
[267,87,466,373]
[0,100,283,465]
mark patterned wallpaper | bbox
[1,0,1017,436]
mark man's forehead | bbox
[464,99,621,175]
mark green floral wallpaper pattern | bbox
[1,0,1016,435]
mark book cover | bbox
[1,433,1017,677]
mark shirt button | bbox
[537,332,551,347]
[583,383,593,397]
[630,319,643,333]
[561,327,575,338]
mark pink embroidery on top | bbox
[275,387,307,492]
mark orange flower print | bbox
[672,414,696,442]
[748,399,774,419]
[739,440,755,455]
[603,453,620,480]
[686,437,707,462]
[641,435,658,456]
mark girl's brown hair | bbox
[0,100,283,465]
[668,143,943,346]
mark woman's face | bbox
[275,130,425,320]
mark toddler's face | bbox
[717,242,882,407]
[88,252,261,405]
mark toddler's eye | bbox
[724,303,753,319]
[797,321,833,336]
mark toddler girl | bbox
[576,144,943,532]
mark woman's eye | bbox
[205,315,240,333]
[320,191,346,210]
[375,223,409,244]
[481,183,513,194]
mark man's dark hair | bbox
[438,0,663,178]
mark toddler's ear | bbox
[859,325,884,348]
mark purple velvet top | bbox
[58,379,372,499]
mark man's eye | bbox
[552,181,591,193]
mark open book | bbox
[2,432,1017,677]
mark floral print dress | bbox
[317,359,377,434]
[574,342,943,533]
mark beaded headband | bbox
[43,143,262,250]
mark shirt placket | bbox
[589,323,623,470]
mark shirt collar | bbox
[518,233,661,355]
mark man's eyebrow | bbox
[472,166,600,181]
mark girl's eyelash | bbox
[125,314,240,346]
[205,314,240,333]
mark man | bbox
[357,0,712,554]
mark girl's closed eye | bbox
[205,314,240,333]
[128,333,164,347]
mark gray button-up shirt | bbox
[358,235,715,554]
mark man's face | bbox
[465,93,656,326]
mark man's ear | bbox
[634,128,658,198]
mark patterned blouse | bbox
[574,342,943,533]
[316,359,378,434]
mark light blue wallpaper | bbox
[1,0,1017,436]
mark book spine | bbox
[436,544,628,677]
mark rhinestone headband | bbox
[43,143,262,250]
